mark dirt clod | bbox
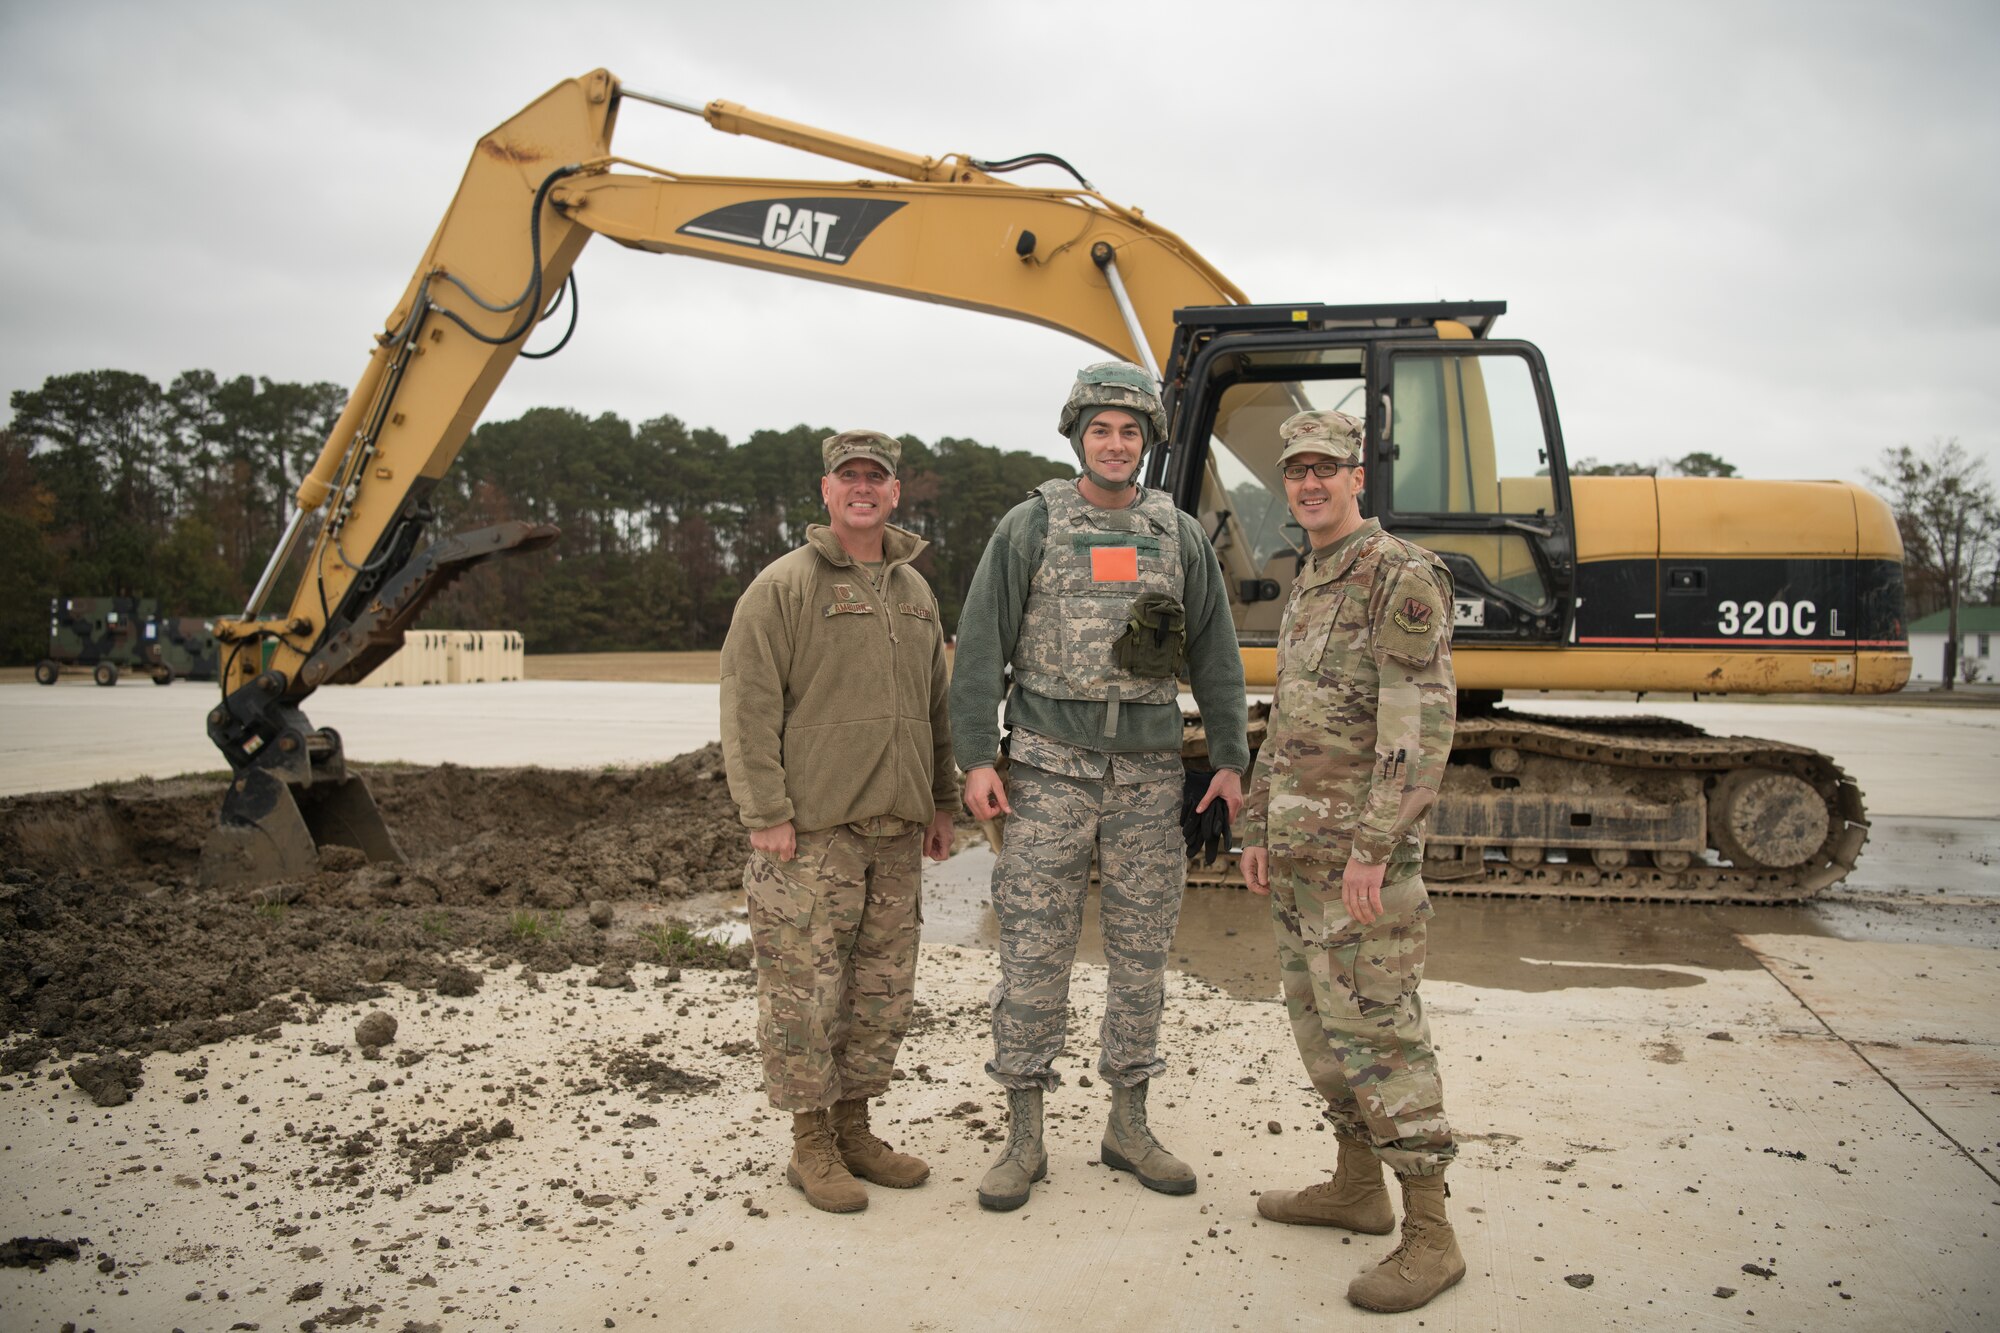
[68,1054,143,1106]
[589,901,615,928]
[354,1013,397,1049]
[603,1046,717,1099]
[319,846,367,873]
[400,1116,514,1182]
[0,1236,80,1270]
[435,965,481,998]
[1564,1273,1594,1289]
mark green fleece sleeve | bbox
[1179,511,1250,773]
[928,598,959,809]
[718,577,797,830]
[948,501,1044,773]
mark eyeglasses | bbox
[1281,461,1359,481]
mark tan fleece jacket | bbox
[720,523,958,833]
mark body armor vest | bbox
[1012,479,1185,727]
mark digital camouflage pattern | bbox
[1057,361,1168,443]
[745,817,922,1112]
[1240,519,1456,873]
[1271,863,1452,1175]
[1010,479,1184,731]
[1008,727,1183,784]
[987,758,1186,1090]
[1277,408,1365,465]
[821,428,901,476]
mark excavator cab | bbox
[1152,301,1575,668]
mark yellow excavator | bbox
[200,70,1908,901]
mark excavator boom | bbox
[202,68,1243,884]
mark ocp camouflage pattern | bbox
[1270,862,1454,1176]
[986,758,1184,1090]
[1241,518,1456,874]
[745,818,921,1111]
[1276,408,1365,465]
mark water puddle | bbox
[674,821,1999,1002]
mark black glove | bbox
[1180,768,1232,867]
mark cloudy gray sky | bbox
[3,1,1995,485]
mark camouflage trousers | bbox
[744,818,922,1113]
[987,763,1185,1091]
[1270,859,1455,1177]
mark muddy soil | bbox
[0,744,761,1073]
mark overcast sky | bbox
[3,1,1995,487]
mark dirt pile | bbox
[0,745,757,1072]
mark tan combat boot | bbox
[1256,1134,1395,1234]
[977,1087,1047,1211]
[786,1109,868,1213]
[1346,1171,1466,1313]
[1101,1080,1196,1196]
[831,1097,930,1188]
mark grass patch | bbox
[638,923,735,968]
[508,909,566,941]
[253,899,288,923]
[419,910,453,940]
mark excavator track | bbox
[1181,705,1868,903]
[1419,709,1868,903]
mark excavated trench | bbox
[0,745,762,1073]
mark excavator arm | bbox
[201,68,1244,884]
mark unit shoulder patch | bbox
[1376,562,1446,667]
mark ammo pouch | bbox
[1112,591,1187,680]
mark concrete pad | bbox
[5,930,1996,1331]
[6,683,1994,828]
[1744,934,2000,1182]
[0,681,726,797]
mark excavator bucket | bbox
[200,669,405,888]
[201,764,402,888]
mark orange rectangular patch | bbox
[1090,545,1139,582]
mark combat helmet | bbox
[1058,361,1168,445]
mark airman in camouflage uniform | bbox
[1238,409,1467,1313]
[721,430,959,1214]
[950,363,1250,1211]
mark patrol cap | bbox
[1277,409,1364,466]
[1058,361,1168,444]
[822,429,901,476]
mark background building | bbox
[1908,606,2000,683]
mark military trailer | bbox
[36,597,221,686]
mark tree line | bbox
[1,369,1070,663]
[6,368,1992,668]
